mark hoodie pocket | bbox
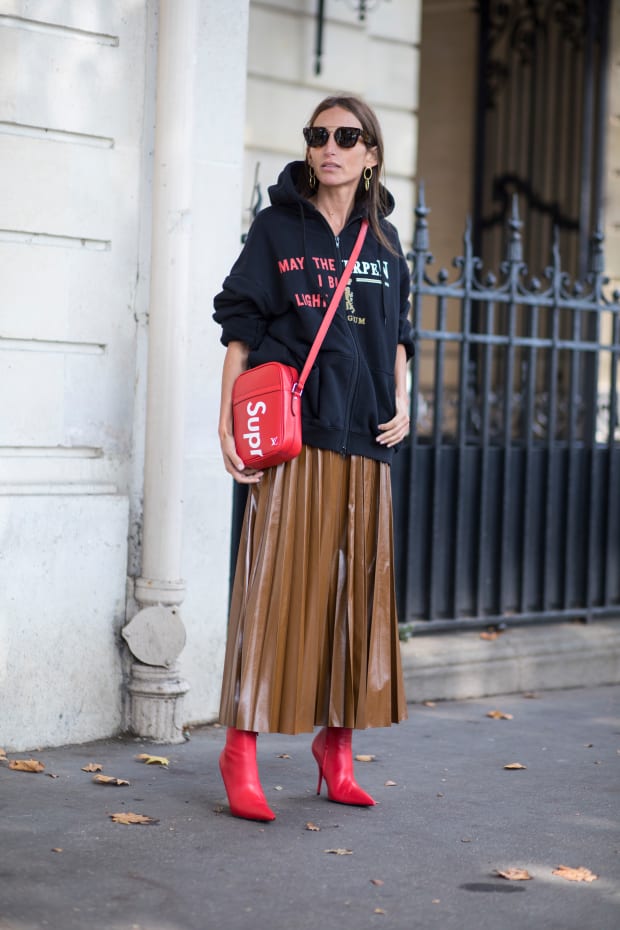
[303,351,353,429]
[349,367,395,435]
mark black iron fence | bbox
[393,189,620,632]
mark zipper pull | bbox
[335,235,340,247]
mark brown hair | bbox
[298,94,396,253]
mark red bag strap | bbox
[294,218,369,397]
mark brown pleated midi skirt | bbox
[219,445,408,734]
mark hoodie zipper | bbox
[333,231,360,455]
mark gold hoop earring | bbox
[308,164,316,189]
[363,167,373,192]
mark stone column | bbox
[122,0,198,742]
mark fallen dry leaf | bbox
[135,754,169,766]
[324,848,353,855]
[552,865,598,883]
[305,822,320,831]
[46,773,59,779]
[9,759,45,773]
[109,812,158,825]
[384,780,398,787]
[522,692,540,699]
[487,710,514,720]
[370,879,384,886]
[480,631,500,641]
[277,753,291,759]
[81,763,103,773]
[51,848,63,854]
[504,762,527,770]
[423,701,436,708]
[495,868,533,881]
[355,754,376,763]
[93,774,130,786]
[374,909,386,915]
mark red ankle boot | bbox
[311,727,376,806]
[219,727,276,821]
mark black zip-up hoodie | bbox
[213,161,414,464]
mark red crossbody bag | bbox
[232,219,369,469]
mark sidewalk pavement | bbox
[1,685,618,930]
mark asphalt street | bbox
[1,685,618,930]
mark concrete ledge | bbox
[401,619,620,702]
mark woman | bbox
[213,94,413,821]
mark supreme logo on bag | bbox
[243,399,278,457]
[232,362,302,469]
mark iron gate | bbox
[392,189,620,632]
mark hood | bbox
[268,160,396,219]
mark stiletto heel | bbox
[311,726,375,807]
[312,727,329,794]
[219,727,276,822]
[311,727,327,796]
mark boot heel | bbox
[311,727,327,796]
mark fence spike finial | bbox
[548,224,562,284]
[463,214,474,263]
[588,224,605,276]
[413,179,430,253]
[464,214,472,246]
[506,193,523,263]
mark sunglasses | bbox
[303,126,373,149]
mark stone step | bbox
[401,619,620,702]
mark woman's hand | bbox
[219,341,264,484]
[220,432,264,484]
[377,344,410,448]
[377,392,410,447]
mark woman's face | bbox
[306,105,378,194]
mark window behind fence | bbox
[473,0,611,282]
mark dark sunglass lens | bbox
[303,127,329,147]
[334,127,361,148]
